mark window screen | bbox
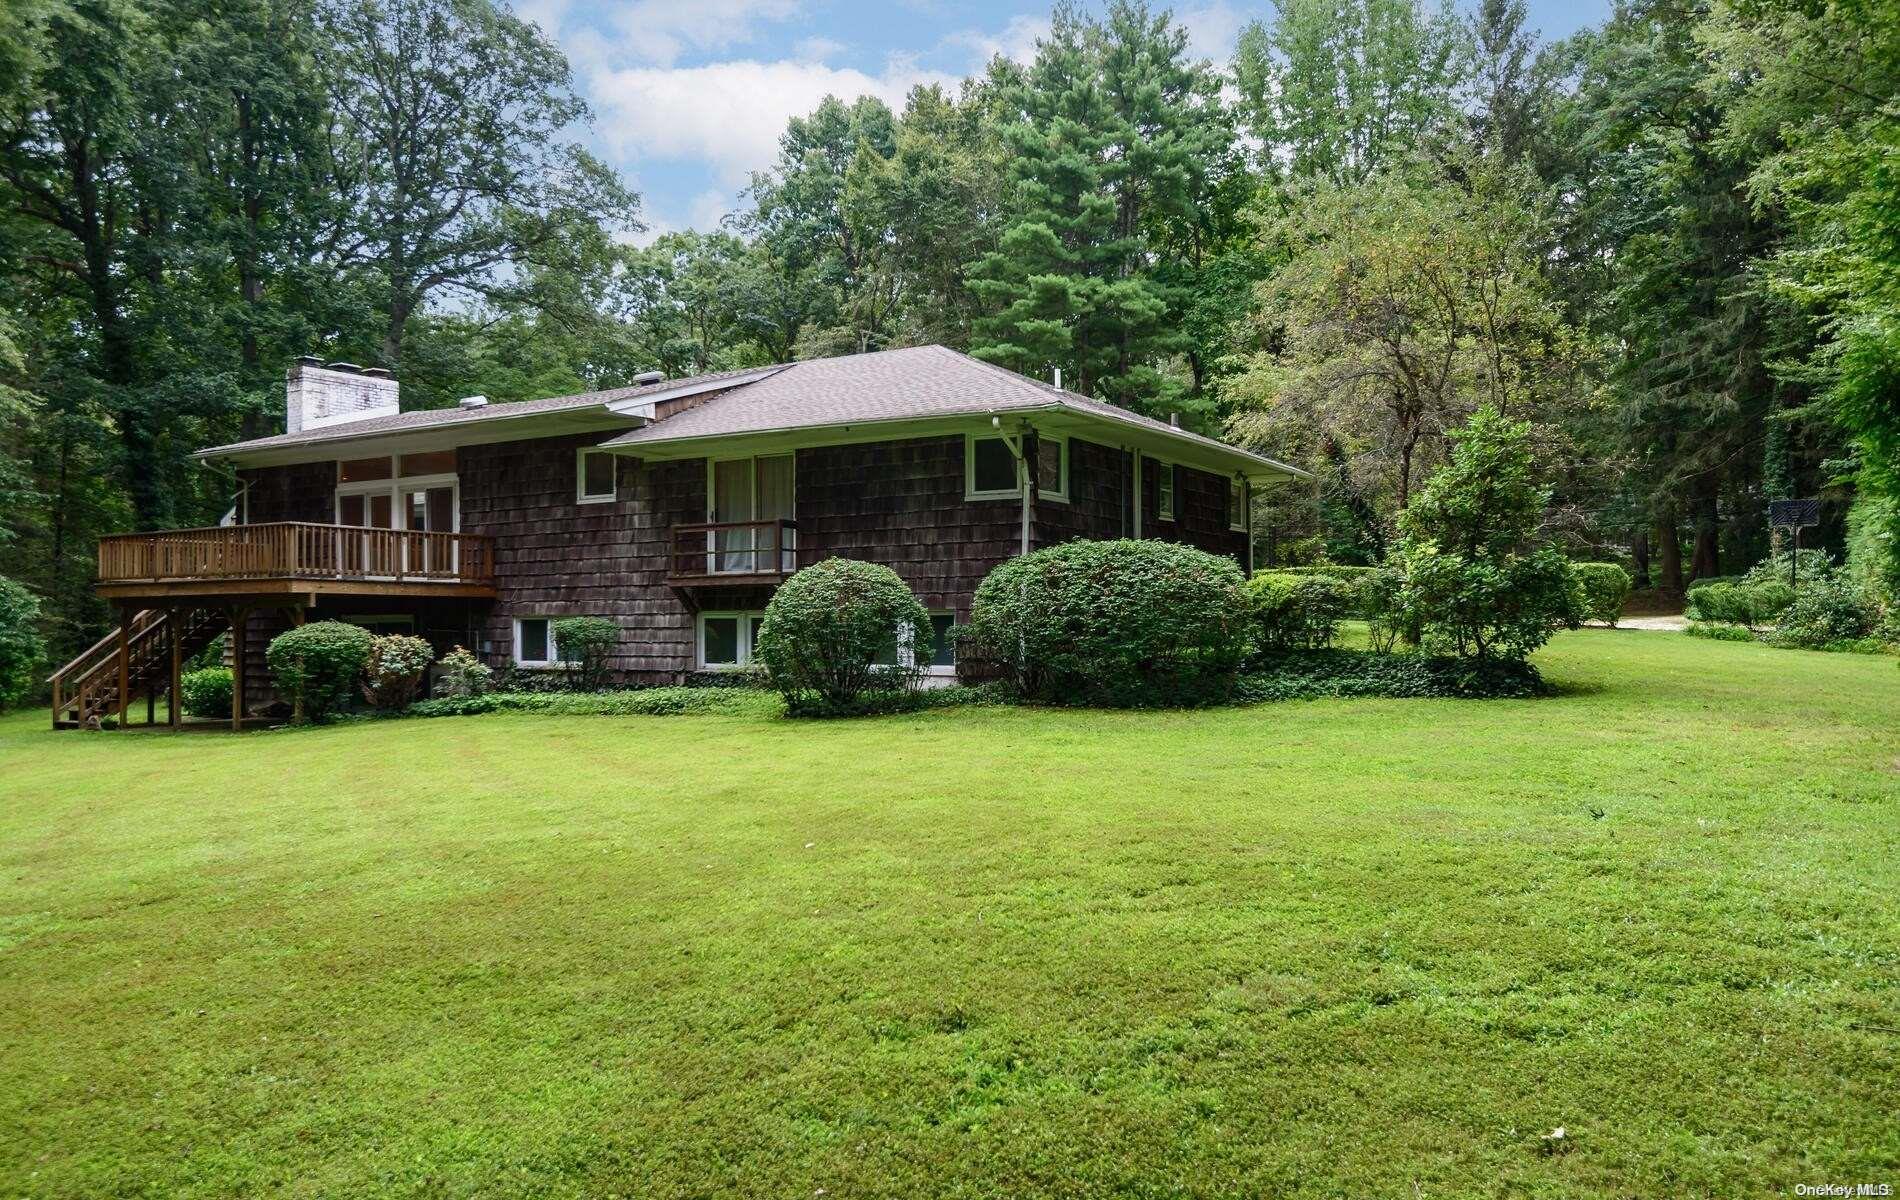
[1037,438,1063,495]
[581,451,615,499]
[702,617,740,666]
[971,437,1017,494]
[929,614,956,667]
[518,618,551,664]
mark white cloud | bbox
[1175,2,1247,65]
[947,13,1049,68]
[590,58,953,187]
[621,0,804,66]
[792,35,847,63]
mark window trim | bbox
[576,448,617,505]
[333,455,460,532]
[1156,458,1176,522]
[924,611,957,675]
[1229,476,1247,532]
[964,434,1022,501]
[697,610,766,671]
[1033,434,1069,504]
[512,615,571,669]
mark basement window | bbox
[699,611,766,670]
[514,617,568,668]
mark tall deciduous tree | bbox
[317,0,640,368]
[1234,0,1469,184]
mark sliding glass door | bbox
[709,454,794,574]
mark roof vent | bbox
[633,370,664,385]
[1169,412,1180,428]
[457,395,489,410]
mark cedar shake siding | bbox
[225,427,1255,687]
[796,436,1019,619]
[460,434,702,683]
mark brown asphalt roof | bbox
[196,344,1307,478]
[600,345,1309,477]
[193,363,780,458]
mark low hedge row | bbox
[1234,649,1549,702]
[405,682,1016,720]
[407,687,777,718]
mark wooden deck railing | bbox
[98,522,496,585]
[669,519,800,581]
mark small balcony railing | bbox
[97,522,496,586]
[668,519,799,584]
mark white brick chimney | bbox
[286,357,400,433]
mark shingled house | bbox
[52,345,1307,727]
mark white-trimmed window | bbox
[334,453,459,534]
[965,435,1020,500]
[576,449,617,504]
[871,612,958,673]
[698,611,767,670]
[1229,477,1247,531]
[1034,435,1068,503]
[513,616,567,668]
[925,612,957,672]
[1156,459,1176,521]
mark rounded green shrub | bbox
[1572,562,1632,626]
[178,666,233,718]
[967,539,1251,707]
[432,645,493,698]
[1276,565,1381,617]
[553,616,619,691]
[1245,571,1352,651]
[266,620,373,722]
[754,558,932,716]
[360,634,435,710]
[0,576,44,712]
[1766,573,1880,649]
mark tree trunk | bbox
[1656,510,1684,594]
[1690,483,1720,581]
[1630,528,1651,588]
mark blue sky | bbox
[518,0,1613,241]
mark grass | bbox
[2,629,1896,1198]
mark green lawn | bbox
[2,631,1896,1198]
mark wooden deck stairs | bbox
[48,607,230,729]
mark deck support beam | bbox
[229,605,249,732]
[169,608,183,730]
[116,606,131,731]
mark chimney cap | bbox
[294,354,324,367]
[457,395,489,409]
[360,367,393,378]
[327,361,364,374]
[633,369,664,386]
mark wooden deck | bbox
[95,522,497,602]
[666,519,800,588]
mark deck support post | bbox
[169,608,183,729]
[229,605,248,732]
[116,606,131,731]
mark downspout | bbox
[1243,476,1254,574]
[198,456,249,525]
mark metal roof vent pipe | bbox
[457,395,489,410]
[1170,412,1180,428]
[633,370,664,385]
